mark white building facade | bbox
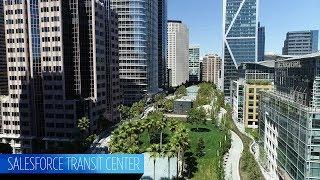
[167,20,189,87]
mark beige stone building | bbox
[244,81,273,128]
[202,54,221,86]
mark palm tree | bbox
[147,144,161,180]
[174,125,190,178]
[77,116,90,151]
[109,125,130,153]
[97,115,109,132]
[158,117,166,149]
[170,137,181,179]
[165,144,177,180]
[78,116,90,133]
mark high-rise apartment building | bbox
[282,30,319,56]
[158,0,167,89]
[189,46,200,83]
[222,0,259,96]
[167,20,189,87]
[0,0,119,153]
[259,53,320,179]
[0,2,7,95]
[258,23,265,61]
[202,54,221,86]
[109,0,159,105]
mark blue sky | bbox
[168,0,320,57]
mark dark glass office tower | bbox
[189,46,201,83]
[158,0,167,89]
[222,0,259,96]
[259,53,320,179]
[258,23,265,61]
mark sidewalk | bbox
[224,131,243,180]
[233,120,277,180]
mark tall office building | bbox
[0,0,119,153]
[0,2,7,95]
[259,53,320,179]
[167,20,189,87]
[282,30,319,55]
[105,5,121,123]
[109,0,159,105]
[189,46,200,83]
[258,23,265,61]
[158,0,167,89]
[202,54,221,86]
[222,0,259,96]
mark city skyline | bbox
[0,0,319,179]
[168,0,320,57]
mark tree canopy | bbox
[175,85,187,97]
[187,107,207,125]
[194,83,215,107]
[109,111,189,156]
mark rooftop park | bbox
[184,109,231,180]
[109,83,231,180]
[109,111,189,179]
[246,80,272,85]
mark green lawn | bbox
[185,122,230,180]
[137,120,230,180]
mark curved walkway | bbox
[234,120,277,180]
[224,131,243,180]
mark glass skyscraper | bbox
[110,0,159,105]
[258,22,265,61]
[259,53,320,179]
[282,30,319,56]
[222,0,259,96]
[158,0,168,89]
[189,46,200,83]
